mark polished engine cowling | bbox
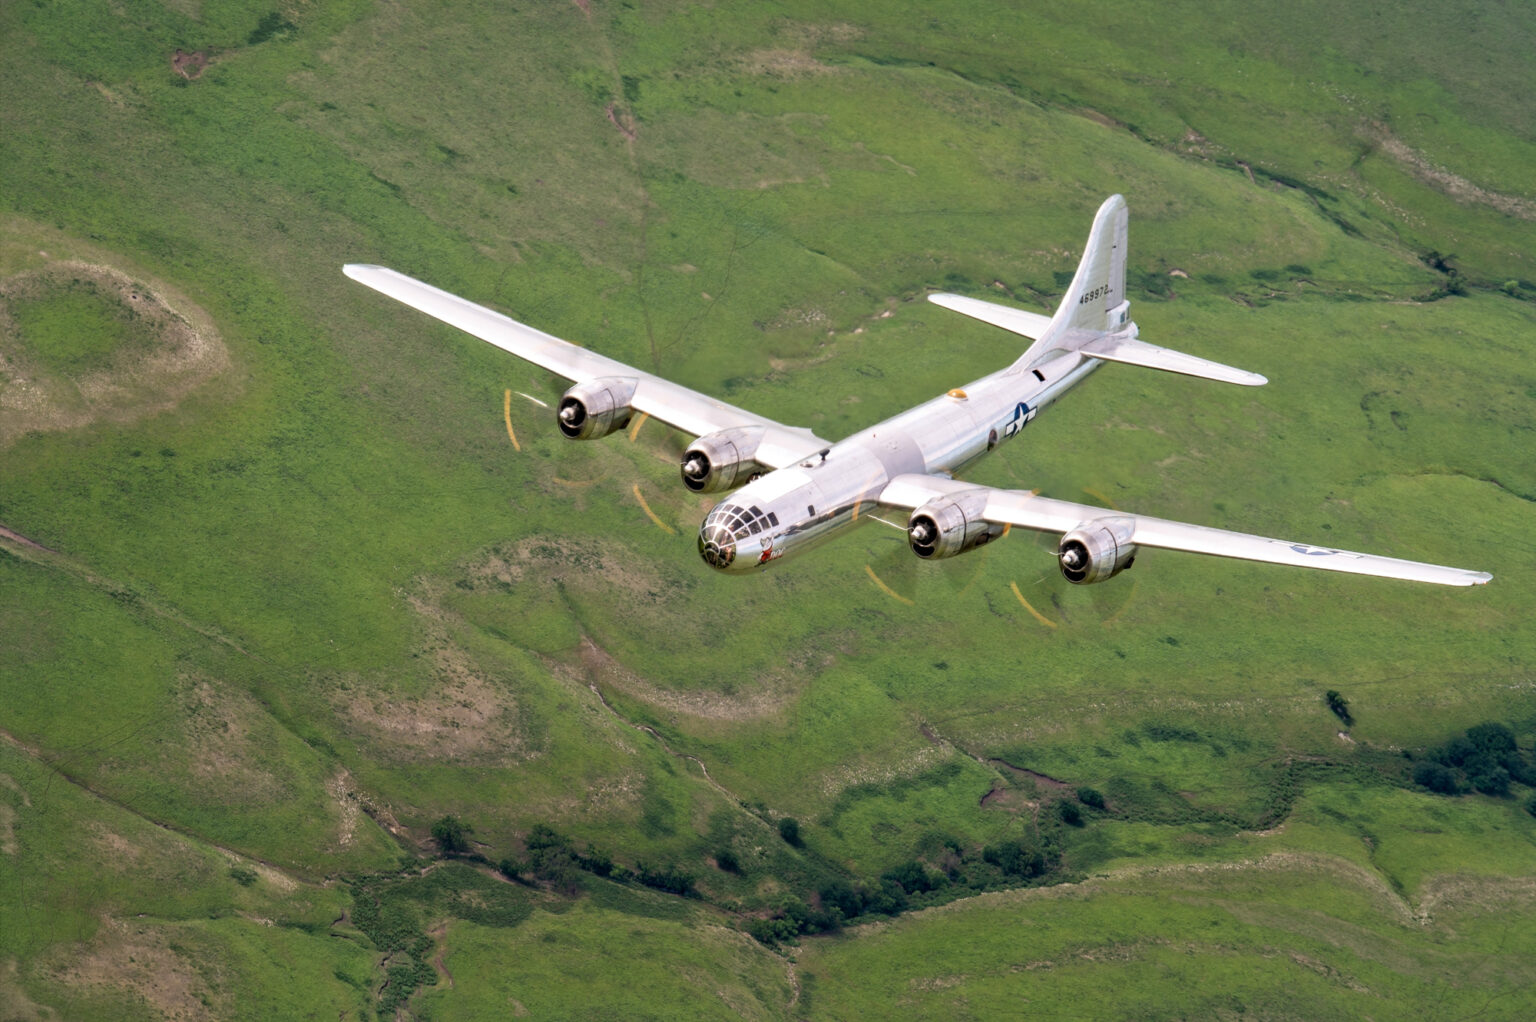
[907,489,1005,559]
[680,427,766,493]
[1058,517,1137,584]
[557,377,638,440]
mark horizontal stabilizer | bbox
[1079,335,1267,387]
[928,293,1054,341]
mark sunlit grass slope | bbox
[1,0,1533,1017]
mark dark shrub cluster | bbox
[1324,690,1354,728]
[1411,722,1536,797]
[497,824,614,895]
[746,832,1064,946]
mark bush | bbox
[635,863,696,897]
[1058,801,1084,826]
[430,816,470,856]
[1467,722,1517,755]
[1413,762,1461,795]
[1438,736,1476,768]
[863,878,908,915]
[1468,762,1512,797]
[777,817,802,847]
[1076,787,1105,810]
[1416,722,1536,798]
[578,847,614,877]
[1324,690,1354,727]
[818,879,864,919]
[524,824,566,851]
[747,916,800,946]
[713,847,740,874]
[1509,758,1536,788]
[882,860,939,895]
[983,842,1047,878]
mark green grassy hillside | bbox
[2,1,1533,1018]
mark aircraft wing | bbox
[344,265,829,468]
[878,474,1492,586]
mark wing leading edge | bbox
[343,265,828,468]
[879,474,1491,587]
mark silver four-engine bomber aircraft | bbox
[345,195,1491,588]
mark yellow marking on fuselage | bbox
[632,484,676,534]
[503,390,521,451]
[1010,582,1058,628]
[865,564,915,605]
[628,411,650,442]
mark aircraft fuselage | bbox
[697,350,1100,571]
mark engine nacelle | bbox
[557,377,637,440]
[1058,517,1137,584]
[680,427,767,493]
[907,489,1005,559]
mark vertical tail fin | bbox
[1014,194,1129,366]
[1058,193,1128,332]
[930,195,1266,385]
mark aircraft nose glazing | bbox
[698,520,736,569]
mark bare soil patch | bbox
[325,767,362,850]
[605,103,638,142]
[334,591,539,768]
[171,50,208,80]
[177,677,286,803]
[1359,121,1536,220]
[340,660,534,768]
[989,758,1074,791]
[0,959,51,1022]
[0,260,228,447]
[48,916,218,1021]
[0,523,58,554]
[569,635,795,723]
[0,806,16,857]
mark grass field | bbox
[2,1,1534,1018]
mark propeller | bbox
[861,513,992,606]
[1007,491,1139,629]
